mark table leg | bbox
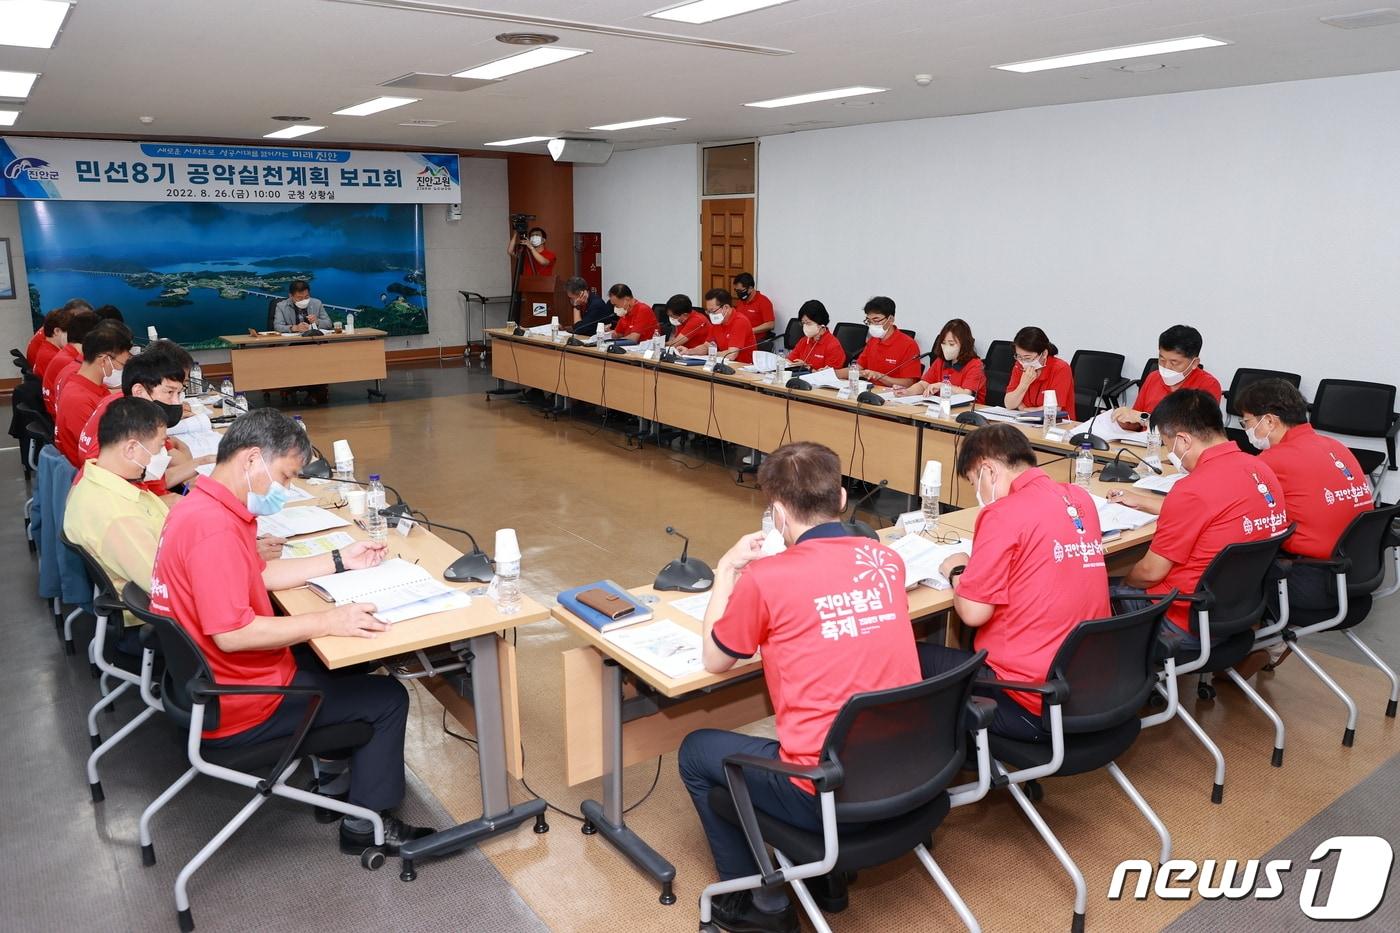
[367,380,387,401]
[397,634,547,882]
[579,659,677,905]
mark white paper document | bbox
[169,413,212,437]
[797,367,845,390]
[194,463,215,477]
[178,429,223,459]
[1090,495,1158,533]
[280,531,356,560]
[1133,472,1188,494]
[605,620,704,679]
[743,351,782,374]
[888,533,972,590]
[669,592,713,622]
[1070,412,1151,447]
[307,557,468,623]
[256,506,350,539]
[977,406,1043,424]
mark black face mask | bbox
[157,401,183,428]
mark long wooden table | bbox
[222,328,389,395]
[488,328,1155,501]
[267,476,550,880]
[550,473,1163,903]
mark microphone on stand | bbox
[842,479,888,537]
[854,349,934,406]
[1099,446,1163,483]
[380,509,495,583]
[654,526,714,593]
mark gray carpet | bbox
[0,409,547,933]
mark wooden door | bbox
[701,198,754,296]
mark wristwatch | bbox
[948,565,966,587]
[331,548,345,573]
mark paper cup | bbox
[495,528,521,563]
[346,489,367,518]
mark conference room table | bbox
[487,328,1156,503]
[267,476,549,880]
[221,328,389,399]
[549,472,1166,904]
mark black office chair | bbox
[1222,368,1304,452]
[982,339,1014,407]
[830,323,868,369]
[782,318,803,352]
[1273,503,1400,746]
[1308,379,1398,484]
[1137,529,1295,803]
[265,297,280,332]
[983,598,1176,933]
[1069,350,1125,422]
[899,328,916,341]
[699,651,994,933]
[122,583,387,932]
[23,417,53,554]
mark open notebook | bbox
[306,558,469,624]
[1091,495,1158,533]
[1071,412,1152,447]
[887,532,973,590]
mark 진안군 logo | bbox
[3,156,59,181]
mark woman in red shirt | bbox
[784,300,846,370]
[1005,326,1077,420]
[895,318,987,403]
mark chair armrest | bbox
[138,623,158,649]
[190,679,327,795]
[189,682,323,702]
[1278,555,1349,574]
[1103,377,1134,398]
[722,753,843,794]
[1386,413,1399,440]
[721,753,843,887]
[973,677,1070,706]
[964,696,997,732]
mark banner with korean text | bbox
[0,136,460,203]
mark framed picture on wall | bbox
[0,237,14,300]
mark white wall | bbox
[574,143,699,304]
[0,155,510,364]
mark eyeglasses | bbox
[864,317,889,326]
[1015,354,1040,365]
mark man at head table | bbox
[148,408,433,856]
[273,280,333,333]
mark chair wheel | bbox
[581,820,597,836]
[1197,683,1216,701]
[1026,780,1044,802]
[533,815,549,834]
[360,848,385,870]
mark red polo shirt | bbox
[54,372,110,467]
[150,477,294,739]
[520,247,556,277]
[1135,366,1222,415]
[788,331,846,370]
[671,311,711,351]
[42,345,82,415]
[1258,423,1373,559]
[957,468,1110,714]
[712,527,920,790]
[1008,354,1077,420]
[855,329,922,381]
[25,327,45,364]
[710,313,755,363]
[76,392,173,496]
[31,339,60,378]
[1149,443,1289,631]
[919,356,988,404]
[613,302,657,342]
[733,291,774,332]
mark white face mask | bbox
[974,466,996,508]
[1168,436,1189,474]
[867,323,887,339]
[1246,418,1273,451]
[709,312,726,325]
[294,298,311,310]
[529,235,543,247]
[1159,363,1191,387]
[129,440,171,482]
[802,322,821,339]
[1018,355,1042,372]
[761,505,789,555]
[102,358,124,389]
[669,317,683,328]
[942,343,959,361]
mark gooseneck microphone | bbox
[380,509,495,583]
[854,348,935,406]
[1099,446,1163,483]
[654,526,714,592]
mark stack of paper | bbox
[256,506,350,539]
[1133,472,1187,494]
[1091,495,1157,533]
[669,592,713,622]
[280,531,356,559]
[307,557,469,624]
[797,368,845,390]
[977,406,1044,424]
[169,413,213,437]
[605,620,704,679]
[888,533,972,590]
[179,429,223,459]
[1070,412,1151,447]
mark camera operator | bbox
[505,223,556,277]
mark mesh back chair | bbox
[1308,379,1398,483]
[1138,528,1294,804]
[699,651,994,933]
[266,297,280,331]
[982,598,1176,933]
[782,318,804,352]
[61,536,163,802]
[830,323,868,369]
[16,394,46,549]
[898,327,916,341]
[1222,368,1304,452]
[121,583,388,932]
[1068,350,1125,421]
[1268,503,1400,747]
[982,340,1014,407]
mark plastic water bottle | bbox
[345,312,355,334]
[772,354,787,386]
[494,557,521,614]
[1075,442,1095,489]
[940,374,953,401]
[189,362,203,394]
[234,393,249,414]
[1145,427,1163,468]
[920,461,941,534]
[761,506,775,534]
[1042,397,1058,438]
[365,475,388,545]
[706,342,717,371]
[366,474,387,512]
[848,362,861,396]
[220,377,234,400]
[293,415,306,431]
[596,323,610,350]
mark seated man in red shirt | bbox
[54,321,132,467]
[931,424,1110,740]
[895,318,988,404]
[149,409,431,854]
[42,308,100,416]
[731,272,775,339]
[703,288,756,364]
[1235,378,1373,613]
[1108,389,1289,652]
[785,300,845,370]
[505,224,556,277]
[606,283,658,343]
[1004,325,1077,420]
[28,305,77,377]
[664,293,711,352]
[681,442,920,933]
[1112,324,1222,430]
[837,296,922,388]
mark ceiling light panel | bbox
[745,86,887,108]
[995,36,1229,74]
[0,70,41,99]
[454,47,589,80]
[484,136,554,146]
[0,110,20,127]
[333,96,419,116]
[263,124,326,139]
[590,116,687,131]
[648,0,796,25]
[0,1,72,49]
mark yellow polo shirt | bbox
[63,460,170,597]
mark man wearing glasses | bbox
[836,296,922,389]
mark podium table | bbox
[221,329,389,398]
